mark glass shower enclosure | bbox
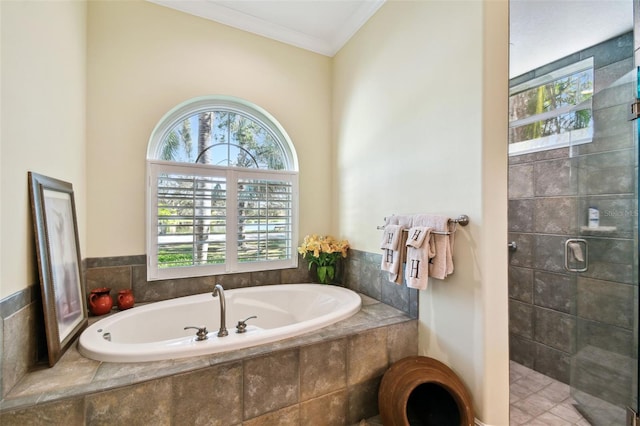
[508,2,638,424]
[566,31,638,425]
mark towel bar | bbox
[376,214,469,236]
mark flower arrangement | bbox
[298,234,350,284]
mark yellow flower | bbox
[297,234,350,267]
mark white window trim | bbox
[508,127,593,156]
[147,95,298,171]
[509,58,594,156]
[146,96,299,281]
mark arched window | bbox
[146,96,299,280]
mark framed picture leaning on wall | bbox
[28,172,88,367]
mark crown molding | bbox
[148,0,385,57]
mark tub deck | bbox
[0,292,415,414]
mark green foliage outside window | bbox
[509,68,593,144]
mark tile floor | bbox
[367,361,625,425]
[510,361,590,425]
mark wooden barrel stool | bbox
[378,356,474,426]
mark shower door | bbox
[568,20,639,425]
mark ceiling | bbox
[149,0,634,77]
[148,0,386,57]
[509,0,633,78]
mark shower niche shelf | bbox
[579,226,617,233]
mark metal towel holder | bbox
[377,214,469,236]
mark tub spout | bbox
[212,284,229,337]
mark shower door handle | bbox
[564,238,588,272]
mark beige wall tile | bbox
[8,348,99,398]
[85,266,131,299]
[243,349,299,419]
[300,338,347,401]
[348,376,382,424]
[300,389,348,426]
[0,398,84,425]
[172,362,242,426]
[242,404,299,426]
[2,304,39,397]
[387,321,418,364]
[85,377,172,425]
[347,328,388,386]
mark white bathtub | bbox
[78,283,361,363]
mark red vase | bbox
[117,289,135,310]
[89,287,113,316]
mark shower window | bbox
[146,96,299,281]
[509,58,594,155]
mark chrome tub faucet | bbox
[212,284,229,337]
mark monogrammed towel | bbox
[380,224,402,250]
[405,227,435,290]
[412,214,455,279]
[380,215,412,284]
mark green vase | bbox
[316,265,335,284]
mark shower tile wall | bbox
[508,32,636,409]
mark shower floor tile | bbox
[510,361,589,425]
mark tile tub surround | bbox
[1,248,417,403]
[0,285,46,399]
[508,32,636,408]
[343,250,419,319]
[0,255,314,400]
[83,254,313,304]
[80,250,418,318]
[0,293,417,425]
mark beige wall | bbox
[86,0,332,257]
[0,0,87,299]
[332,0,509,423]
[2,0,510,422]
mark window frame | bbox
[509,58,594,156]
[146,96,299,281]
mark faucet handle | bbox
[236,316,257,333]
[184,326,208,341]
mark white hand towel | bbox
[380,217,400,276]
[405,227,435,290]
[380,224,402,250]
[412,214,455,279]
[380,215,413,284]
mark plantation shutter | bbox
[148,161,297,280]
[236,177,294,263]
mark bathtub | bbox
[78,283,361,363]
